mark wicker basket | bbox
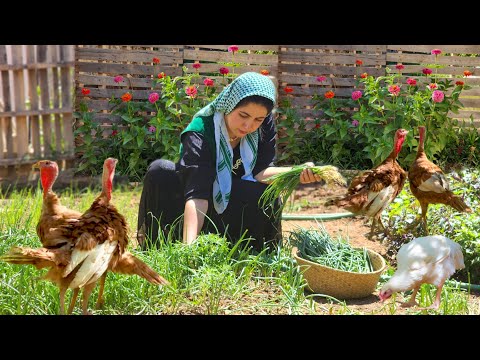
[292,247,386,300]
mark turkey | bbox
[329,128,409,238]
[378,235,464,310]
[408,126,472,234]
[1,158,169,314]
[33,160,82,248]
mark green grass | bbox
[0,183,477,315]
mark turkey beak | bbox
[32,162,40,171]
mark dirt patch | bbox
[282,182,480,314]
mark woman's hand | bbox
[299,162,322,184]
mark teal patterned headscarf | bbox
[194,72,276,214]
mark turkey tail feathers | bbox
[0,247,55,265]
[448,194,472,213]
[112,252,170,286]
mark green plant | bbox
[311,49,473,169]
[275,89,308,164]
[385,169,480,283]
[74,66,225,181]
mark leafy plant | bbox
[275,90,307,164]
[311,49,473,169]
[74,65,227,181]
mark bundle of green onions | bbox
[258,164,346,218]
[289,226,374,273]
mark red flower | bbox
[395,63,405,70]
[428,83,438,90]
[193,63,201,69]
[406,78,417,86]
[111,130,118,137]
[260,69,270,75]
[324,91,335,99]
[219,67,229,75]
[360,73,368,79]
[81,88,90,95]
[422,68,433,75]
[157,72,165,79]
[456,81,465,86]
[464,70,472,77]
[315,123,321,129]
[203,78,214,87]
[228,45,239,54]
[355,59,363,65]
[284,86,293,93]
[152,57,160,64]
[121,93,132,102]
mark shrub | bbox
[74,65,225,181]
[310,49,474,169]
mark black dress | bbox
[137,115,282,252]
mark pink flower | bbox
[422,68,433,75]
[431,49,442,55]
[193,63,201,69]
[351,90,362,101]
[114,75,123,83]
[395,63,405,70]
[185,85,197,98]
[203,78,214,87]
[219,67,229,75]
[388,85,401,96]
[351,120,359,127]
[148,126,156,133]
[428,83,438,90]
[148,92,159,104]
[406,78,417,86]
[432,90,444,103]
[228,45,239,54]
[316,76,327,82]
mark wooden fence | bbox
[75,45,279,126]
[277,45,480,125]
[0,45,75,180]
[76,45,480,128]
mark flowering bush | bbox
[74,51,253,181]
[275,86,307,163]
[310,49,473,168]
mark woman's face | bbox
[224,102,269,139]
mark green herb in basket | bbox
[259,165,346,218]
[289,226,373,273]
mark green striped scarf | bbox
[193,72,276,214]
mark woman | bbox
[137,72,321,251]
